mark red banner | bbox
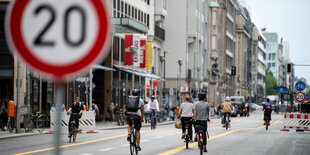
[140,40,146,68]
[124,35,133,65]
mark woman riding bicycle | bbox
[194,93,210,152]
[178,96,196,142]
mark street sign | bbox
[283,93,291,101]
[306,94,310,101]
[6,0,111,80]
[295,81,306,91]
[276,87,288,94]
[295,91,306,103]
[169,88,174,96]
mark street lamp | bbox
[160,54,165,109]
[130,45,137,95]
[178,58,183,106]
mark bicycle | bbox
[224,114,230,130]
[184,120,192,149]
[150,110,156,130]
[128,115,138,155]
[24,112,45,133]
[68,113,79,143]
[7,116,16,133]
[265,116,270,131]
[117,111,125,126]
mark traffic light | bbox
[287,63,292,73]
[231,66,236,76]
[211,62,219,76]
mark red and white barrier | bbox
[47,111,97,134]
[281,113,310,131]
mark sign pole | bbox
[16,58,21,133]
[54,82,65,155]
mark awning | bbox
[114,65,165,81]
[93,65,116,72]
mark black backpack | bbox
[126,96,140,112]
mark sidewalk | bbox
[0,120,175,140]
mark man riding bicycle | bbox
[147,96,159,128]
[263,98,272,125]
[194,93,210,152]
[221,97,233,127]
[67,97,83,138]
[124,89,144,151]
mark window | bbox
[272,53,276,60]
[113,0,116,17]
[121,1,123,17]
[135,8,137,19]
[113,36,120,61]
[121,38,125,62]
[226,37,234,53]
[144,13,146,24]
[132,7,134,18]
[267,63,271,69]
[124,3,127,17]
[163,0,167,9]
[147,14,149,27]
[138,10,140,22]
[128,5,131,17]
[117,0,120,17]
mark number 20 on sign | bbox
[6,0,111,81]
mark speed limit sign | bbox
[295,91,306,102]
[6,0,111,80]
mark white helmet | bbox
[225,96,230,101]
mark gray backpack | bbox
[126,96,140,112]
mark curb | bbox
[0,131,43,140]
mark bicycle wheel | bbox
[73,131,77,142]
[129,132,135,155]
[199,140,203,155]
[36,118,45,133]
[266,120,269,131]
[185,134,189,149]
[24,118,34,132]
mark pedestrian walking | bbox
[110,102,115,122]
[0,101,8,131]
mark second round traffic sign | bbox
[6,0,111,80]
[295,91,306,103]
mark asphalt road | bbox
[0,111,309,155]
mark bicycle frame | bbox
[129,116,138,155]
[198,130,204,155]
[184,120,191,149]
[150,110,156,130]
[69,113,79,143]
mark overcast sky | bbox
[242,0,310,85]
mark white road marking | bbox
[100,148,115,152]
[121,144,130,147]
[154,136,162,139]
[80,153,92,155]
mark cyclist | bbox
[147,96,159,128]
[67,97,83,138]
[194,93,210,152]
[263,98,272,125]
[124,89,144,151]
[178,96,196,142]
[221,97,233,127]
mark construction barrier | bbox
[281,113,310,131]
[48,111,97,133]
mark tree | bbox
[265,69,278,95]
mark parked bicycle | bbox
[7,116,16,133]
[68,113,79,143]
[117,110,125,126]
[24,112,45,133]
[128,115,138,155]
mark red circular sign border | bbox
[7,0,111,80]
[295,91,306,102]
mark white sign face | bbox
[133,36,140,67]
[295,92,305,102]
[6,0,111,80]
[22,0,98,65]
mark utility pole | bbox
[89,69,93,110]
[16,59,21,133]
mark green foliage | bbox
[265,68,278,95]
